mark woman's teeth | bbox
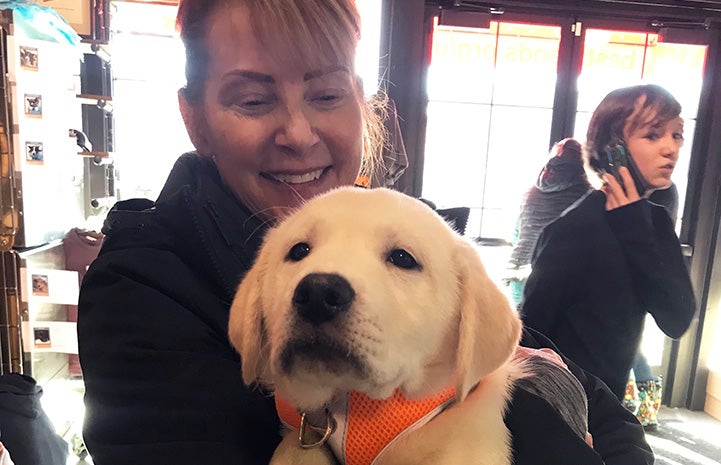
[271,168,324,184]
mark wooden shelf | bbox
[77,151,111,158]
[76,94,113,111]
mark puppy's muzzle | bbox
[292,273,355,324]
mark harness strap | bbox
[276,386,456,465]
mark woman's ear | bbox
[178,88,211,155]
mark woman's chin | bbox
[651,178,673,190]
[283,172,345,201]
[265,177,340,212]
[285,181,329,201]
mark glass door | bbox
[423,19,562,248]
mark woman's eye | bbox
[317,94,340,102]
[387,249,420,270]
[673,132,685,141]
[230,95,275,113]
[311,90,345,107]
[645,133,660,141]
[242,98,270,107]
[287,242,311,262]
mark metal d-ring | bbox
[298,410,336,449]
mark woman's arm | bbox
[606,199,696,338]
[518,328,654,465]
[78,249,280,465]
[603,169,695,338]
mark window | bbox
[423,20,707,241]
[424,20,562,240]
[111,1,190,200]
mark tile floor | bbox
[647,406,721,465]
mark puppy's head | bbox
[229,187,521,410]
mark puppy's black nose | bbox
[292,273,355,324]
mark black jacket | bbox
[521,190,696,398]
[78,153,653,465]
[0,374,68,465]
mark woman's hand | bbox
[601,166,640,211]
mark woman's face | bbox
[181,4,363,218]
[624,100,684,191]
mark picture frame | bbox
[19,46,38,71]
[25,141,44,164]
[32,273,50,296]
[24,94,43,118]
[33,327,51,349]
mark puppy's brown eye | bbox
[388,249,419,270]
[287,242,311,261]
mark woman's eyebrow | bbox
[303,65,349,81]
[649,119,684,130]
[223,70,275,84]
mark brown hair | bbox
[584,84,681,178]
[176,0,387,178]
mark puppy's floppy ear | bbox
[454,240,522,401]
[228,257,268,386]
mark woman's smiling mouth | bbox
[264,168,326,184]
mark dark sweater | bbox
[78,153,653,465]
[521,190,696,398]
[510,154,591,267]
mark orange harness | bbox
[275,347,573,465]
[276,386,456,465]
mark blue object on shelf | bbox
[1,1,81,47]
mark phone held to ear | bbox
[601,142,648,196]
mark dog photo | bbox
[19,46,38,70]
[24,94,43,118]
[25,142,44,164]
[229,187,591,465]
[34,327,51,349]
[32,273,50,296]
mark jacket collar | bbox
[101,153,268,302]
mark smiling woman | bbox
[76,2,655,465]
[176,0,384,218]
[77,1,390,463]
[109,0,384,204]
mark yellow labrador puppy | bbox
[229,187,524,465]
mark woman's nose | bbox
[661,133,681,159]
[275,106,320,154]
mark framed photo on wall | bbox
[24,94,43,118]
[25,141,44,164]
[19,46,38,70]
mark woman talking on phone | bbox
[520,84,696,400]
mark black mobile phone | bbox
[601,142,648,195]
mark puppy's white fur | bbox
[229,187,523,465]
